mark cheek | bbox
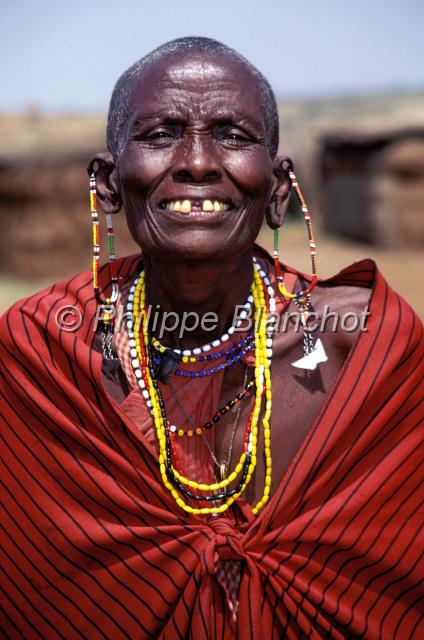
[118,146,171,198]
[224,148,274,198]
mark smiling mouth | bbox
[158,199,233,214]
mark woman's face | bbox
[116,51,278,262]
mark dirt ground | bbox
[1,222,422,319]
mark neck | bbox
[142,249,254,350]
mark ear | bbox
[87,152,122,214]
[265,155,293,229]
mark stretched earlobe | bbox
[87,152,122,214]
[265,155,293,229]
[266,200,284,229]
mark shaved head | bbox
[107,36,279,159]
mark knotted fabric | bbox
[201,518,246,576]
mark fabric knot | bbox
[202,517,246,575]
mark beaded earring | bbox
[273,167,327,370]
[89,173,120,363]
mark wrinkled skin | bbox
[117,54,282,262]
[90,51,370,505]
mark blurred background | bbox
[1,0,423,316]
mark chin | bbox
[153,243,227,262]
[141,235,249,263]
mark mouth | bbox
[157,198,234,215]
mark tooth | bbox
[223,203,229,211]
[180,199,191,213]
[173,201,181,211]
[213,201,221,212]
[169,202,175,210]
[203,199,214,212]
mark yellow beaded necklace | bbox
[131,263,273,516]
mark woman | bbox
[0,37,422,639]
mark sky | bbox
[1,0,423,112]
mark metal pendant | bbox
[219,461,228,481]
[291,338,328,371]
[101,329,116,360]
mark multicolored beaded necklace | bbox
[168,379,255,437]
[171,340,254,378]
[150,296,254,359]
[152,331,254,364]
[126,258,276,516]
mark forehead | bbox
[127,51,266,125]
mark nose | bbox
[172,133,221,183]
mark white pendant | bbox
[291,338,328,371]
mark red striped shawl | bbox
[0,253,423,639]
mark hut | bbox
[319,127,424,246]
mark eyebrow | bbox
[130,111,265,134]
[132,111,180,123]
[209,114,264,132]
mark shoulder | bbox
[255,244,423,358]
[0,253,141,414]
[318,258,420,323]
[313,259,423,358]
[0,269,91,355]
[312,261,375,348]
[0,253,142,351]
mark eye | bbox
[146,130,174,140]
[214,126,255,148]
[132,125,182,146]
[225,133,249,142]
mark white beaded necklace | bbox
[151,294,254,357]
[126,257,277,406]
